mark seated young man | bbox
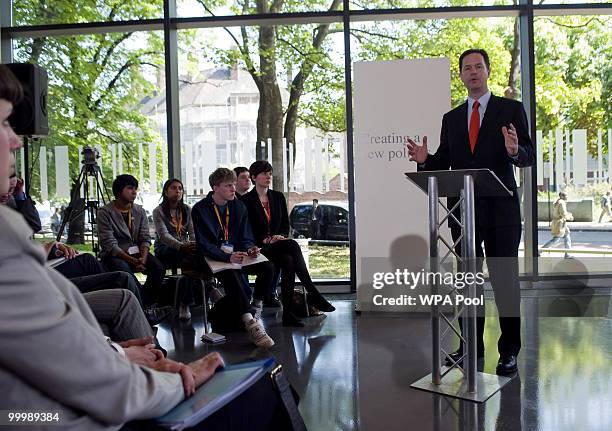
[192,168,275,348]
[234,166,251,197]
[97,174,165,307]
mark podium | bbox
[405,169,514,403]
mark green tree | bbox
[534,16,611,160]
[195,0,344,189]
[13,0,166,201]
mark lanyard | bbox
[170,208,183,238]
[213,204,229,242]
[117,203,136,242]
[260,199,271,235]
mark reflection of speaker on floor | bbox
[6,63,49,136]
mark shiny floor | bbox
[158,287,612,431]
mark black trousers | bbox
[309,220,320,239]
[103,254,165,307]
[451,223,522,356]
[54,253,105,279]
[155,244,198,306]
[263,239,321,314]
[214,261,275,314]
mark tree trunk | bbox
[258,21,285,189]
[506,15,521,100]
[283,0,341,179]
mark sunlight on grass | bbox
[308,244,350,279]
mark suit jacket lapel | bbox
[456,102,470,156]
[473,94,501,155]
[250,189,267,224]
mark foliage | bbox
[534,16,611,159]
[350,16,515,107]
[11,1,611,200]
[13,1,166,201]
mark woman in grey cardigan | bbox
[153,179,207,320]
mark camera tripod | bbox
[56,152,110,254]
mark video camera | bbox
[81,146,100,167]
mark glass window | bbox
[352,17,520,105]
[12,31,167,246]
[352,16,529,276]
[349,0,514,10]
[538,0,611,4]
[13,0,163,26]
[177,0,342,18]
[177,23,349,279]
[534,15,612,274]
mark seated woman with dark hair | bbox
[97,174,166,295]
[241,160,335,327]
[153,178,222,320]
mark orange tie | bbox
[469,100,480,153]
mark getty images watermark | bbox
[371,268,486,308]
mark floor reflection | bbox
[160,300,358,431]
[157,290,611,431]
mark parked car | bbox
[289,201,349,241]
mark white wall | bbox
[353,58,451,312]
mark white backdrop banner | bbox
[353,58,451,312]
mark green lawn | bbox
[308,244,350,279]
[35,236,350,279]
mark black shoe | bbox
[308,292,335,313]
[144,306,173,326]
[444,349,484,367]
[282,312,304,327]
[496,354,518,375]
[264,295,282,308]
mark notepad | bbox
[201,332,226,344]
[204,254,268,274]
[156,358,275,430]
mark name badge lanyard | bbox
[213,204,230,242]
[119,204,136,243]
[260,200,271,236]
[171,209,184,239]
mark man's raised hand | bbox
[502,123,519,156]
[406,136,428,164]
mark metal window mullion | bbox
[1,0,12,62]
[343,0,357,293]
[164,0,181,180]
[520,0,538,278]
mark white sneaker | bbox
[245,319,274,348]
[179,304,191,321]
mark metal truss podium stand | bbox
[405,169,514,403]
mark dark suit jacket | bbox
[240,188,290,247]
[420,94,535,228]
[7,195,41,233]
[191,192,256,263]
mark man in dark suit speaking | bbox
[406,49,535,375]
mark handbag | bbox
[270,363,307,431]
